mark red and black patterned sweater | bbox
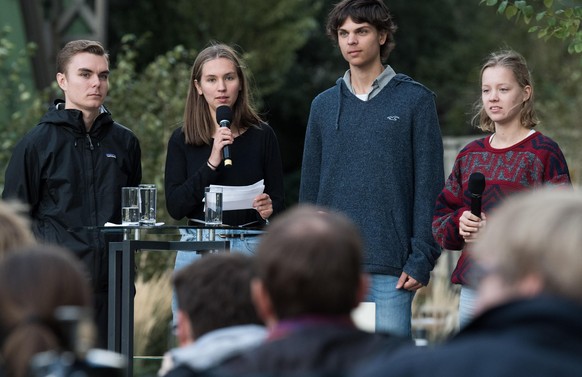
[432,131,571,285]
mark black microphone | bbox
[468,172,486,218]
[216,105,233,167]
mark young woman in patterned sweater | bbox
[432,50,571,327]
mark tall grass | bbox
[134,269,173,357]
[412,250,461,343]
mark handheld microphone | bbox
[468,172,486,218]
[216,105,233,167]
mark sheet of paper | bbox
[209,179,265,211]
[104,222,165,227]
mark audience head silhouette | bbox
[0,245,93,377]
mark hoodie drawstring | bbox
[86,134,94,151]
[335,78,343,130]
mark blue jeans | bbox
[171,228,263,325]
[365,274,415,338]
[459,285,477,328]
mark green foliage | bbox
[110,0,322,100]
[482,0,582,53]
[384,1,533,136]
[0,27,48,182]
[4,1,582,197]
[106,35,198,225]
[172,0,321,97]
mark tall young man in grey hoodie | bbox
[299,0,444,338]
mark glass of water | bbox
[121,187,140,225]
[139,184,157,226]
[204,187,223,226]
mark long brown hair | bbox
[183,43,262,145]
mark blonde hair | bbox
[474,188,582,304]
[471,50,539,133]
[0,200,36,261]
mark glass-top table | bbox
[93,224,265,375]
[76,222,264,239]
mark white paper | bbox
[104,222,165,227]
[209,179,265,211]
[351,302,376,333]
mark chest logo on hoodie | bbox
[106,153,117,159]
[387,116,400,121]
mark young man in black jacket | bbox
[2,40,142,347]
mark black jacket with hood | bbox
[2,100,142,292]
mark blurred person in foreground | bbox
[0,200,36,260]
[2,40,142,347]
[0,245,125,377]
[158,253,266,377]
[355,188,582,377]
[299,0,444,338]
[215,205,410,377]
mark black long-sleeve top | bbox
[164,122,285,227]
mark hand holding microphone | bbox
[459,172,486,242]
[216,105,233,167]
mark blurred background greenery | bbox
[3,1,581,207]
[1,0,581,375]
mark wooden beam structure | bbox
[18,0,108,90]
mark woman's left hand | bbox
[253,193,273,220]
